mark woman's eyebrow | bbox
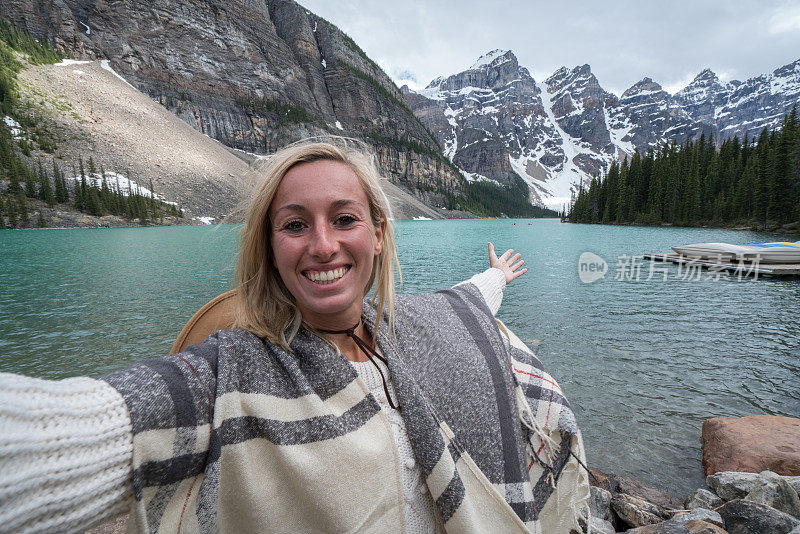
[330,199,364,210]
[272,203,305,217]
[273,199,364,216]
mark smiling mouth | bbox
[303,266,350,285]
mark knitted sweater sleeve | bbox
[454,267,506,315]
[0,372,133,534]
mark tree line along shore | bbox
[566,108,800,234]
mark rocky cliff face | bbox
[1,0,465,205]
[406,51,800,208]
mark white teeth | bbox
[305,267,348,284]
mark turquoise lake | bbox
[1,219,798,499]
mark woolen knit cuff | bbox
[455,267,506,315]
[0,373,134,534]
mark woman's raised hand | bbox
[488,242,527,284]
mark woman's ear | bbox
[373,219,385,256]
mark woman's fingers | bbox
[509,267,527,281]
[488,244,527,283]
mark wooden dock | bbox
[643,253,800,277]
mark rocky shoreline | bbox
[587,469,800,533]
[587,414,800,533]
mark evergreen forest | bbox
[566,108,800,231]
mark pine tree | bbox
[36,211,46,227]
[753,128,771,226]
[7,168,21,194]
[0,194,5,229]
[87,156,97,183]
[24,168,36,198]
[53,160,68,203]
[38,161,55,205]
[16,190,28,224]
[7,196,17,227]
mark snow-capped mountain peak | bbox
[470,49,514,70]
[404,54,800,210]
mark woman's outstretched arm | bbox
[455,242,528,315]
[0,373,134,534]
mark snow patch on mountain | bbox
[470,49,512,70]
[537,81,591,207]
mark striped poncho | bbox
[103,282,590,533]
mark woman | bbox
[0,140,589,533]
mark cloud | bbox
[764,4,800,34]
[297,0,800,98]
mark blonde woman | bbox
[0,140,589,533]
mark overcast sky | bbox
[297,0,800,96]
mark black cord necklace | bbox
[318,319,401,410]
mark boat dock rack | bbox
[644,253,800,277]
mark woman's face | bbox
[269,159,384,329]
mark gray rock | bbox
[745,470,800,519]
[707,472,759,501]
[670,508,724,528]
[790,525,800,534]
[588,516,616,534]
[611,473,680,510]
[623,520,690,533]
[590,485,613,521]
[718,498,800,534]
[612,493,669,528]
[685,488,724,511]
[684,519,728,534]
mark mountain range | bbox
[2,0,798,214]
[404,50,800,208]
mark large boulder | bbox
[611,473,680,509]
[707,472,759,501]
[702,415,800,476]
[612,493,670,528]
[670,508,724,527]
[718,498,800,534]
[589,485,613,521]
[685,488,724,510]
[745,470,800,519]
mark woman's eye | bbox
[282,220,305,232]
[336,215,357,226]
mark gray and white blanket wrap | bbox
[103,282,590,533]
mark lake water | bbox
[1,220,798,500]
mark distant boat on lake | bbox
[672,241,800,263]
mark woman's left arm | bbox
[454,242,527,315]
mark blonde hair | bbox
[233,138,400,350]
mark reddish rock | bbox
[702,415,800,476]
[589,468,619,493]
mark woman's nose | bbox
[309,225,339,259]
